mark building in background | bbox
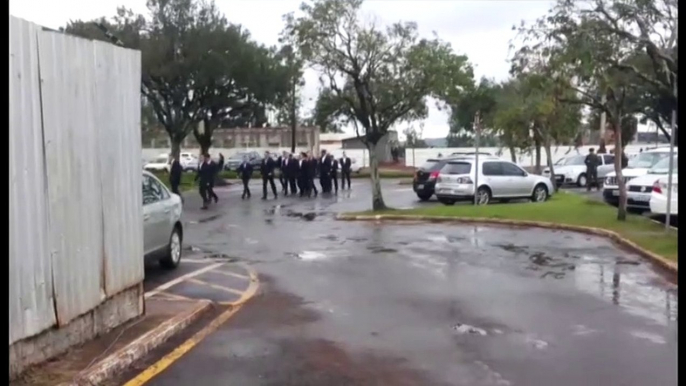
[341,130,399,163]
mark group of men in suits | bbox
[236,150,353,200]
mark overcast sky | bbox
[10,0,553,139]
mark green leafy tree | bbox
[282,0,473,210]
[512,0,668,220]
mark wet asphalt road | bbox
[143,179,677,386]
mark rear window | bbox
[419,159,443,171]
[441,162,472,175]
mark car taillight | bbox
[652,181,662,194]
[456,177,474,184]
[429,171,440,180]
[414,171,419,181]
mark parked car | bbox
[144,154,171,173]
[543,153,615,187]
[623,155,678,212]
[413,157,465,201]
[143,171,183,269]
[434,158,554,205]
[179,152,199,171]
[224,151,262,171]
[603,147,678,206]
[650,174,679,219]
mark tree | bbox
[283,0,473,210]
[448,78,499,137]
[65,0,286,158]
[273,44,307,151]
[403,125,427,148]
[512,0,662,220]
[309,88,347,133]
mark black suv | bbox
[413,157,460,201]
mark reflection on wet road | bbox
[150,180,678,386]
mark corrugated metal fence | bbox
[9,16,144,345]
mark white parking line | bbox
[144,263,224,298]
[187,278,245,295]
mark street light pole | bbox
[664,78,677,230]
[289,51,297,154]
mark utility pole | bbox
[473,111,481,206]
[289,50,297,154]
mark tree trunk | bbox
[509,146,517,163]
[367,143,387,211]
[543,135,558,192]
[170,138,181,161]
[611,119,627,221]
[534,138,542,175]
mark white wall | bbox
[404,144,650,168]
[10,16,143,344]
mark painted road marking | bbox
[187,278,245,296]
[123,265,260,386]
[144,263,224,299]
[212,268,250,281]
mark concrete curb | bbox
[397,179,413,185]
[336,214,678,275]
[62,300,213,386]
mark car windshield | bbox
[441,162,472,175]
[648,155,678,174]
[419,160,442,171]
[556,155,585,166]
[628,152,670,168]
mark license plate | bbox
[416,184,424,189]
[633,195,650,202]
[612,190,619,196]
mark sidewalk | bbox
[11,298,212,386]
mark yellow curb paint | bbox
[338,214,677,274]
[122,265,260,386]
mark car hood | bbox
[605,168,650,178]
[145,162,168,167]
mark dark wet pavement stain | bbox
[197,213,222,223]
[149,181,678,386]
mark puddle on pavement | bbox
[367,246,398,254]
[287,251,328,261]
[197,214,222,223]
[452,323,487,336]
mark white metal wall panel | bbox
[9,16,57,344]
[93,41,144,295]
[37,30,106,325]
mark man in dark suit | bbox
[169,156,183,202]
[260,151,278,200]
[319,150,332,193]
[207,155,219,203]
[329,154,339,194]
[308,152,319,197]
[237,156,253,199]
[194,154,214,209]
[340,152,352,190]
[276,151,288,194]
[297,152,308,197]
[284,152,298,196]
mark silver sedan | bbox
[142,171,184,269]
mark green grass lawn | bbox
[367,193,678,262]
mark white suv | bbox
[435,157,555,205]
[603,147,678,206]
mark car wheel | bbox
[417,193,432,202]
[160,226,182,270]
[577,173,587,187]
[476,186,491,205]
[438,198,456,206]
[531,184,549,203]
